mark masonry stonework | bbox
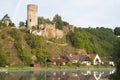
[27,4,38,29]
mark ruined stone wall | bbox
[63,25,74,35]
[43,24,64,39]
[56,29,64,39]
[43,24,56,38]
[27,4,38,29]
[31,24,64,39]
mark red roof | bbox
[87,54,97,59]
[58,58,68,62]
[47,58,68,62]
[47,58,57,62]
[66,54,79,61]
[79,55,90,61]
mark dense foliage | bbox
[114,27,120,35]
[25,34,51,65]
[0,14,15,29]
[38,17,51,25]
[9,28,32,65]
[25,34,44,49]
[67,27,116,56]
[0,20,6,28]
[110,38,120,79]
[38,14,69,30]
[52,14,64,29]
[52,14,69,29]
[19,21,25,27]
[0,14,120,69]
[2,14,15,27]
[0,44,8,67]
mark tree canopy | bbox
[19,21,25,27]
[52,14,63,29]
[38,17,51,25]
[114,27,120,35]
[1,14,15,27]
[67,27,116,56]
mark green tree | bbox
[25,34,45,49]
[0,44,8,67]
[0,20,6,28]
[19,21,25,27]
[110,38,120,80]
[2,14,11,22]
[52,14,63,29]
[32,49,51,65]
[38,17,51,24]
[8,28,21,41]
[114,27,120,35]
[67,27,115,56]
[15,42,32,65]
[63,21,69,26]
[9,22,15,27]
[2,14,15,27]
[9,28,32,65]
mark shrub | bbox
[1,34,6,39]
[25,34,44,49]
[0,44,8,67]
[67,61,73,66]
[8,28,21,41]
[14,42,32,65]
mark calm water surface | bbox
[0,69,115,80]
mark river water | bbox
[0,68,115,80]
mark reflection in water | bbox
[0,69,115,80]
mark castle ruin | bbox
[27,4,73,39]
[27,4,38,29]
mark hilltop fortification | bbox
[27,4,38,29]
[27,4,74,39]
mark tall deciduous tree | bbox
[67,27,115,56]
[2,14,11,22]
[38,17,51,24]
[0,44,8,67]
[114,27,120,35]
[0,20,6,28]
[52,14,63,30]
[19,21,25,27]
[2,14,15,27]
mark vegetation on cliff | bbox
[67,27,116,56]
[0,14,120,68]
[0,26,117,67]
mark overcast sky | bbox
[0,0,120,29]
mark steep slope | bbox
[0,27,117,66]
[0,27,23,65]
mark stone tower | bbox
[27,4,38,29]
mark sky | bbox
[0,0,120,29]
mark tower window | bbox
[30,19,32,22]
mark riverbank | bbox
[0,65,115,72]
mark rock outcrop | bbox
[31,24,64,39]
[63,25,74,35]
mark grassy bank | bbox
[0,65,115,72]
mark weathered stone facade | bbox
[27,4,38,29]
[43,24,56,38]
[56,29,64,39]
[31,24,64,39]
[63,25,74,35]
[27,4,64,39]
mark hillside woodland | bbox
[0,14,120,67]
